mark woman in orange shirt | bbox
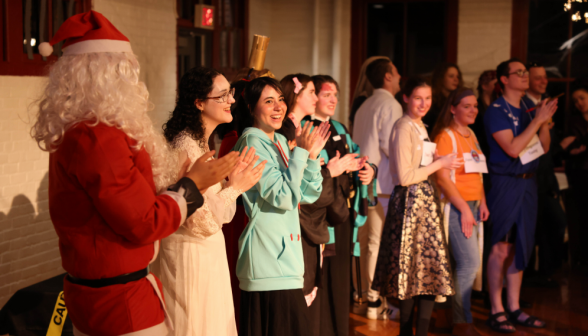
[431,87,490,336]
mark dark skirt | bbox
[239,289,310,336]
[371,181,454,300]
[487,174,538,270]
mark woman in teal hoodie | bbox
[234,77,330,336]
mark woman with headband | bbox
[371,76,462,336]
[431,88,490,336]
[276,73,353,313]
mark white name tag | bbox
[519,134,544,165]
[463,150,488,173]
[332,135,341,141]
[421,141,437,166]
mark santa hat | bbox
[39,10,132,57]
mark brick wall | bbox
[0,76,60,308]
[0,0,177,308]
[457,0,512,88]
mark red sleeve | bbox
[68,125,182,244]
[219,131,238,158]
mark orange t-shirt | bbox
[435,128,484,201]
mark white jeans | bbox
[353,197,388,303]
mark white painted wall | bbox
[457,0,512,90]
[249,0,352,124]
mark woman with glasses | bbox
[156,66,267,336]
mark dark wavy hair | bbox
[432,62,463,105]
[215,79,249,139]
[163,66,221,144]
[243,77,284,130]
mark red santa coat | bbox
[49,123,183,335]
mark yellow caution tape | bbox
[46,291,68,336]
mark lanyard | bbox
[502,97,530,137]
[451,127,479,155]
[409,121,430,141]
[274,141,289,167]
[274,141,301,210]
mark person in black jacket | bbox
[564,80,588,266]
[303,75,376,336]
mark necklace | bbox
[451,126,471,138]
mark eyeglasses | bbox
[508,70,529,78]
[206,88,235,103]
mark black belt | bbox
[66,267,149,288]
[515,173,535,179]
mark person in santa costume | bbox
[31,10,240,336]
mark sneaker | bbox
[366,297,399,320]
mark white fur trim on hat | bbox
[63,39,133,55]
[39,42,53,57]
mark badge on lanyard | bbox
[421,141,436,166]
[519,134,544,165]
[411,121,436,166]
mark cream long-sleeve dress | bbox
[156,131,241,336]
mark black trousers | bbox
[306,219,352,336]
[528,192,566,276]
[566,171,588,265]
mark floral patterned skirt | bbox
[371,181,454,300]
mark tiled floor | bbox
[349,265,588,335]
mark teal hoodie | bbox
[234,127,323,291]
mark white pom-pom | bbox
[39,42,53,57]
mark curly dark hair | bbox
[163,66,221,144]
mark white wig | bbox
[31,52,177,191]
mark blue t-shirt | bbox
[483,96,534,164]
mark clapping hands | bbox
[226,146,267,192]
[295,121,331,160]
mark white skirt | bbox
[155,228,237,336]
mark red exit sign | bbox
[195,5,214,30]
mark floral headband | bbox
[293,77,303,94]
